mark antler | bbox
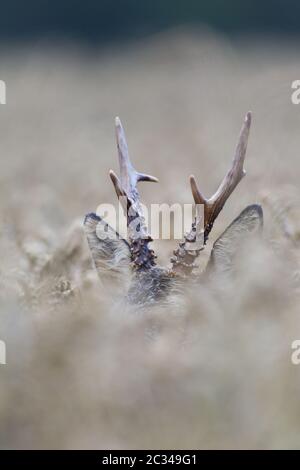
[109,117,158,270]
[171,112,252,276]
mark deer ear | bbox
[206,204,263,276]
[84,213,131,281]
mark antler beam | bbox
[171,112,252,276]
[191,111,251,240]
[109,117,158,270]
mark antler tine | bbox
[109,117,158,270]
[190,111,251,240]
[171,112,251,276]
[110,117,158,200]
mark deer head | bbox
[84,112,263,305]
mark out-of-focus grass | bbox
[0,29,300,449]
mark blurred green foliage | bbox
[0,0,298,42]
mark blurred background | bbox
[0,0,300,450]
[0,0,299,43]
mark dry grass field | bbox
[0,29,300,449]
